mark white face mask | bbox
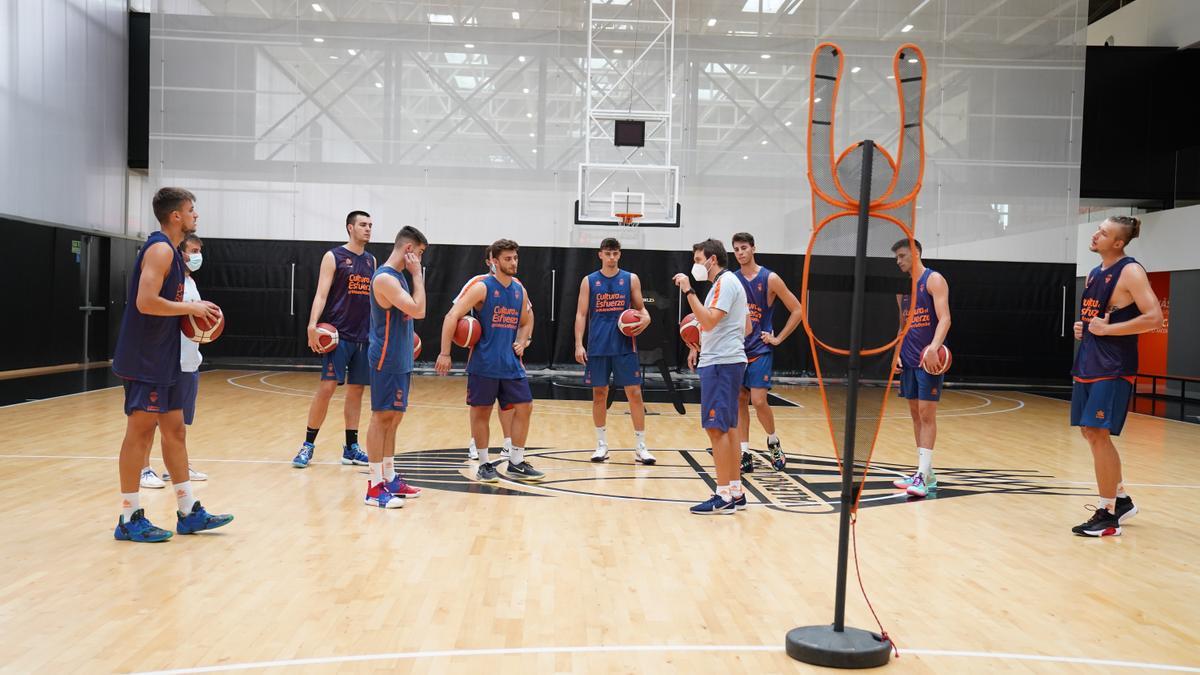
[185,252,203,272]
[690,261,708,282]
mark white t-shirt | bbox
[180,276,203,373]
[697,269,749,368]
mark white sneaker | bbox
[591,442,609,463]
[162,466,207,482]
[634,444,656,465]
[139,468,166,489]
[468,444,479,461]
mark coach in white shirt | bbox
[674,238,749,515]
[140,234,210,488]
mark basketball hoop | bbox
[614,212,642,228]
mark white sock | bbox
[730,480,744,497]
[510,446,525,465]
[121,492,139,521]
[917,447,933,478]
[740,441,750,454]
[503,437,513,451]
[1098,496,1116,513]
[767,433,779,444]
[383,458,397,482]
[595,427,607,444]
[468,438,477,452]
[634,430,646,447]
[479,446,491,464]
[369,462,383,484]
[1116,483,1128,499]
[716,485,732,501]
[174,481,197,514]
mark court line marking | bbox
[128,643,1200,674]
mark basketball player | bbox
[456,244,516,462]
[574,237,655,465]
[673,239,750,515]
[141,233,209,487]
[112,187,233,542]
[292,211,376,468]
[363,226,428,508]
[731,232,804,473]
[891,238,951,499]
[435,239,542,483]
[1070,216,1161,537]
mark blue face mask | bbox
[185,252,203,272]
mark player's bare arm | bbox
[923,272,951,371]
[306,250,336,351]
[1088,263,1162,337]
[136,242,218,321]
[436,281,487,375]
[672,273,727,331]
[762,272,802,346]
[574,277,590,365]
[629,274,651,335]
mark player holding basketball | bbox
[113,187,233,542]
[1070,216,1161,537]
[363,226,428,508]
[674,239,750,515]
[141,233,209,488]
[456,244,517,462]
[436,239,542,483]
[574,237,655,465]
[292,211,376,468]
[730,232,803,473]
[891,238,951,499]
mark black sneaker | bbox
[767,437,786,471]
[476,462,499,483]
[1115,496,1138,524]
[506,460,545,482]
[740,451,755,474]
[1071,507,1121,537]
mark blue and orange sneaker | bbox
[114,509,173,542]
[176,501,234,534]
[365,481,404,509]
[342,443,368,466]
[385,474,422,498]
[292,442,314,468]
[689,493,736,515]
[732,492,748,511]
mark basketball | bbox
[921,344,952,375]
[313,322,339,354]
[180,308,224,344]
[679,312,701,349]
[618,309,642,337]
[413,333,422,359]
[453,315,481,348]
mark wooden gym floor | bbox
[1,370,1198,674]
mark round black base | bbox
[786,624,892,669]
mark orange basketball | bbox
[618,309,642,337]
[679,313,701,349]
[453,315,481,348]
[921,344,952,375]
[413,333,422,359]
[313,322,339,354]
[181,307,224,344]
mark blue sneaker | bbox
[292,442,314,468]
[385,474,422,498]
[341,443,368,466]
[732,493,748,511]
[176,501,234,534]
[690,494,736,515]
[114,509,173,542]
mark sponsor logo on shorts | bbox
[149,391,159,403]
[930,388,938,396]
[708,408,716,418]
[1095,410,1106,420]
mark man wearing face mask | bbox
[673,239,750,515]
[139,233,210,488]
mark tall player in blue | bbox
[891,238,951,499]
[730,232,804,473]
[436,239,542,483]
[112,187,233,542]
[293,211,376,468]
[1070,216,1161,537]
[363,226,428,508]
[573,238,656,465]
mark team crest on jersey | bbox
[757,283,763,292]
[342,258,353,267]
[493,290,501,297]
[595,280,602,287]
[618,278,625,286]
[1105,274,1112,284]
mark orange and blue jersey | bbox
[899,268,940,368]
[112,231,185,385]
[737,266,775,359]
[586,269,634,356]
[1072,256,1141,382]
[368,266,414,374]
[321,246,376,343]
[466,275,526,380]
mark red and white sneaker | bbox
[364,481,404,509]
[385,474,421,498]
